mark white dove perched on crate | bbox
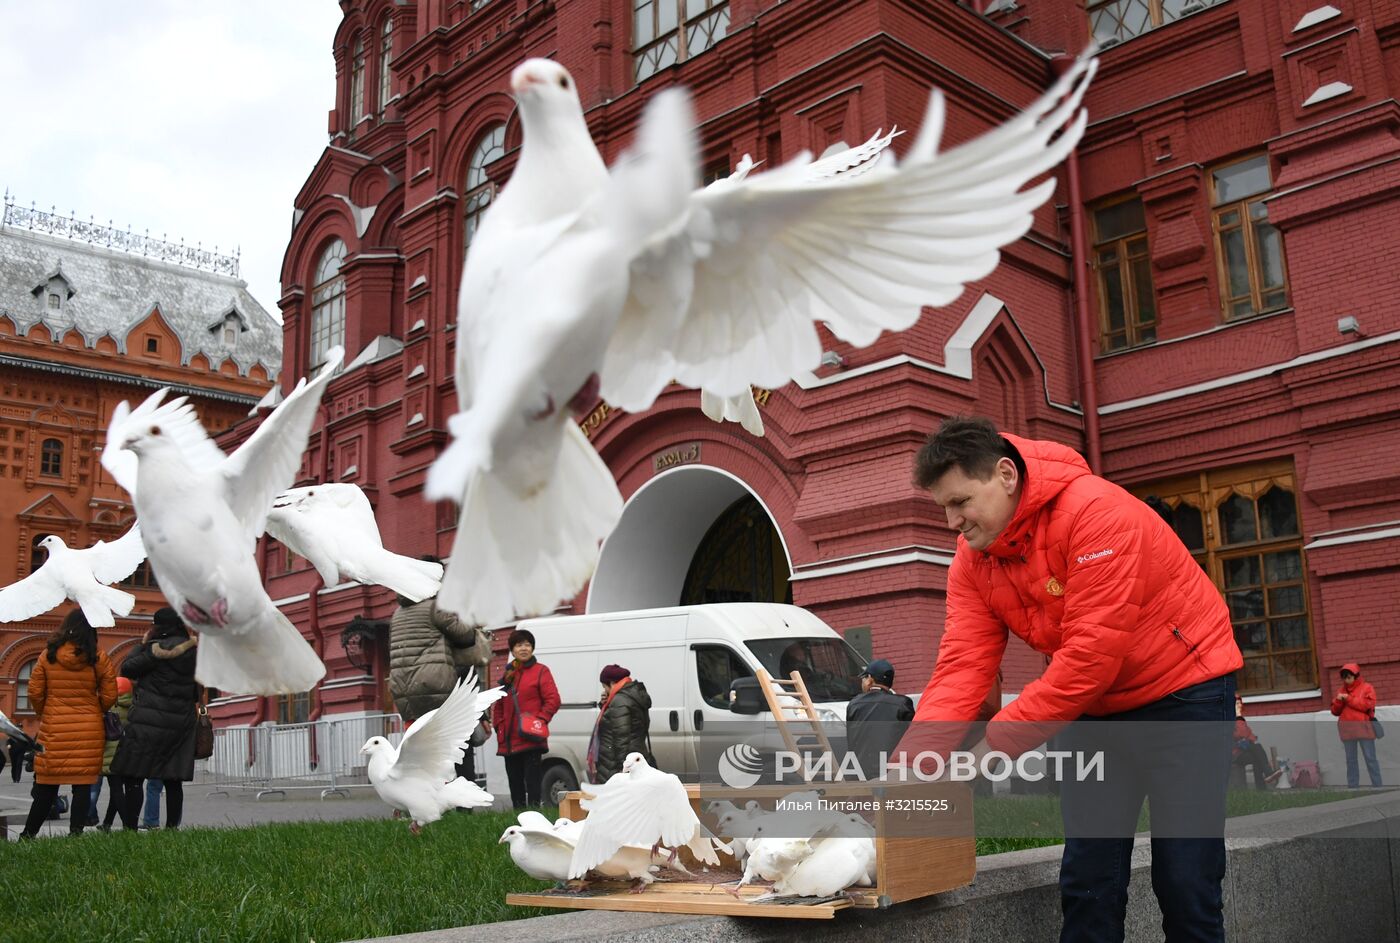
[361,670,505,833]
[502,810,691,891]
[568,752,728,880]
[0,527,146,627]
[100,348,344,695]
[425,53,1098,628]
[266,483,444,601]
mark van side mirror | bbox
[729,677,767,714]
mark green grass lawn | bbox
[0,809,559,943]
[1,789,1381,943]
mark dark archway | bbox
[679,496,792,606]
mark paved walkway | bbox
[0,779,393,838]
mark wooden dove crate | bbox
[505,780,975,919]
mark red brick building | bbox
[236,0,1399,745]
[0,199,280,736]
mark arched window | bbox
[29,534,46,574]
[310,240,347,370]
[378,18,394,112]
[16,659,35,711]
[462,125,506,251]
[350,35,366,126]
[40,438,62,477]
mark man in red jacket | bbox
[905,417,1243,942]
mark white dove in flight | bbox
[266,483,444,602]
[361,670,506,833]
[425,54,1097,629]
[568,752,727,879]
[101,348,344,695]
[0,527,146,628]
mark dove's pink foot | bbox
[568,373,601,418]
[181,601,212,625]
[209,598,230,629]
[410,821,422,836]
[666,847,679,867]
[629,879,649,894]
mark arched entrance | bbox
[587,466,792,613]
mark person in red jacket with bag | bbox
[488,628,560,808]
[1332,663,1383,788]
[904,417,1243,943]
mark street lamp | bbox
[340,617,383,674]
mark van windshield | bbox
[743,637,865,702]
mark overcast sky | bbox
[0,1,344,320]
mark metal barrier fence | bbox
[199,712,404,800]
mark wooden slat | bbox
[506,889,853,919]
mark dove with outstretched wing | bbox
[102,348,344,695]
[426,54,1097,629]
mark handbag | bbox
[513,692,550,743]
[468,718,491,748]
[93,662,122,741]
[1373,715,1386,740]
[194,703,214,759]
[510,666,550,744]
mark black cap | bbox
[861,658,895,687]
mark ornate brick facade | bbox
[0,206,279,735]
[230,0,1399,727]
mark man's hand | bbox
[1339,692,1350,702]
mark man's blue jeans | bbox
[1343,737,1383,788]
[141,778,164,828]
[1058,674,1235,942]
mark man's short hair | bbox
[913,416,1026,490]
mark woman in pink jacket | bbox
[1332,662,1382,788]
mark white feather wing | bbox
[600,55,1096,407]
[76,524,147,586]
[0,568,67,622]
[221,347,344,541]
[569,768,700,875]
[392,671,505,782]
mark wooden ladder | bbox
[755,667,836,781]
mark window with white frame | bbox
[634,0,729,83]
[379,18,394,112]
[463,125,506,251]
[16,659,35,711]
[351,35,367,125]
[1088,0,1224,45]
[310,240,347,370]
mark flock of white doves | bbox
[0,48,1095,897]
[0,52,1094,698]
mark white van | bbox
[482,603,868,806]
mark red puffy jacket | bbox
[491,657,561,755]
[1331,663,1377,741]
[911,434,1242,757]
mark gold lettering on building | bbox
[653,442,701,474]
[579,402,618,438]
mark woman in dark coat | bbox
[587,664,655,783]
[110,607,199,829]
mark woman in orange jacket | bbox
[18,610,117,838]
[1332,662,1383,788]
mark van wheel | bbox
[540,763,579,806]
